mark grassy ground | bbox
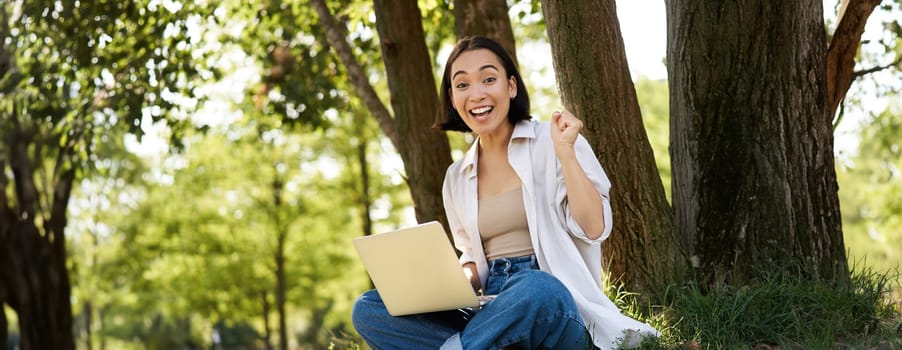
[331,266,901,350]
[622,266,902,350]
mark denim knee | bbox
[506,270,578,313]
[352,289,382,331]
[508,270,570,296]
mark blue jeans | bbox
[352,255,593,349]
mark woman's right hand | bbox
[462,262,481,294]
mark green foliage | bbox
[69,106,409,347]
[61,1,414,346]
[420,0,456,70]
[635,78,671,203]
[218,0,378,130]
[1,0,214,146]
[838,97,902,276]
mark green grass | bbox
[614,266,902,349]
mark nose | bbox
[468,85,487,102]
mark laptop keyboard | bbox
[477,295,497,305]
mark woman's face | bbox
[449,49,517,137]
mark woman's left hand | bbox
[551,109,582,154]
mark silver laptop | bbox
[353,221,491,316]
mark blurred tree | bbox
[0,1,212,348]
[104,122,362,348]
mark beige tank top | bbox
[478,187,535,260]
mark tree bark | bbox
[541,0,687,294]
[666,0,849,285]
[453,0,518,66]
[372,0,453,228]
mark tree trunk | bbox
[453,0,518,66]
[373,0,453,228]
[541,0,687,294]
[7,192,76,350]
[356,128,373,239]
[83,301,93,350]
[272,178,288,350]
[0,303,7,350]
[275,240,287,350]
[666,0,849,285]
[1,118,77,350]
[97,307,105,350]
[261,291,273,350]
[355,124,376,289]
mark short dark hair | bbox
[434,36,531,132]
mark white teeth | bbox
[470,106,492,114]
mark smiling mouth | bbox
[469,106,493,117]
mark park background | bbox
[2,0,901,349]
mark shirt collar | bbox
[458,120,536,176]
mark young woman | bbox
[352,36,658,350]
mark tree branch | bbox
[47,126,79,248]
[825,0,881,118]
[48,160,74,251]
[9,117,41,229]
[853,56,902,77]
[310,0,400,148]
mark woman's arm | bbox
[551,110,606,240]
[463,262,481,294]
[442,166,482,292]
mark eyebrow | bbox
[452,64,500,79]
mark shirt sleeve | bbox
[555,134,614,243]
[442,166,476,266]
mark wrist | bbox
[554,144,577,160]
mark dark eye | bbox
[484,77,496,84]
[455,82,469,89]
